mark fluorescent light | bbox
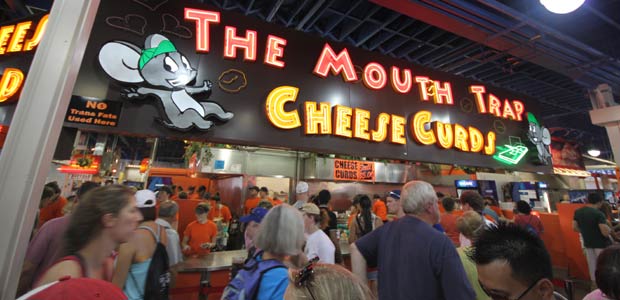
[540,0,585,14]
[587,149,601,157]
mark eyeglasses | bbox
[293,257,319,300]
[479,278,541,300]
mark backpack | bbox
[221,251,286,300]
[524,216,540,237]
[130,225,171,300]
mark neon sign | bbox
[493,144,529,165]
[266,85,496,155]
[0,68,24,103]
[0,14,48,55]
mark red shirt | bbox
[439,213,460,246]
[208,203,232,223]
[514,214,544,235]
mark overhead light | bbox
[587,149,601,157]
[540,0,585,14]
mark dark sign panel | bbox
[65,96,122,127]
[69,2,552,172]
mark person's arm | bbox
[350,243,368,284]
[112,241,135,289]
[573,220,580,232]
[17,222,54,295]
[599,223,612,239]
[182,236,191,252]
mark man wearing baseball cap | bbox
[240,207,269,257]
[244,186,261,215]
[386,190,403,220]
[293,181,309,210]
[300,203,335,264]
[182,203,218,256]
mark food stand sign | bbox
[334,159,375,182]
[69,1,552,172]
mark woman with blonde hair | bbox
[456,211,490,300]
[284,262,375,300]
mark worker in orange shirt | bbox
[244,186,261,215]
[182,203,218,256]
[372,194,388,222]
[259,187,273,205]
[207,194,232,225]
[38,182,69,228]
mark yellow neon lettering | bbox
[8,21,31,52]
[333,105,353,137]
[23,14,48,51]
[433,121,453,149]
[454,124,469,152]
[265,86,301,129]
[371,113,390,142]
[304,101,332,134]
[353,108,371,140]
[390,115,406,144]
[0,68,24,103]
[412,110,435,145]
[468,127,484,152]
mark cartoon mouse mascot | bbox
[526,113,552,165]
[98,34,233,130]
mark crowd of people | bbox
[13,179,620,300]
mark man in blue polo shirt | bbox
[350,180,474,300]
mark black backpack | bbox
[130,225,171,300]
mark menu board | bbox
[333,159,375,182]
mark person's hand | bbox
[200,242,214,249]
[183,245,191,252]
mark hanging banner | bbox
[68,2,552,172]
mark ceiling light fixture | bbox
[540,0,585,14]
[587,149,601,157]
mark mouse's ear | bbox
[98,41,144,83]
[145,34,171,49]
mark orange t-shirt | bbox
[208,204,232,223]
[272,199,283,206]
[39,196,68,227]
[183,220,218,256]
[372,201,388,221]
[189,193,201,200]
[438,202,446,214]
[440,213,460,246]
[490,206,503,218]
[244,197,261,215]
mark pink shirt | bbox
[583,289,613,300]
[25,215,70,289]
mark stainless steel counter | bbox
[179,250,247,273]
[179,243,350,273]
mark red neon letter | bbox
[363,62,387,90]
[391,67,412,94]
[313,43,357,82]
[415,76,431,101]
[488,94,501,117]
[185,8,220,53]
[264,35,287,68]
[513,100,525,121]
[433,81,454,105]
[502,99,516,120]
[224,26,257,61]
[469,85,486,113]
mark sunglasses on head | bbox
[293,256,320,300]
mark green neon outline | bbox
[493,144,529,165]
